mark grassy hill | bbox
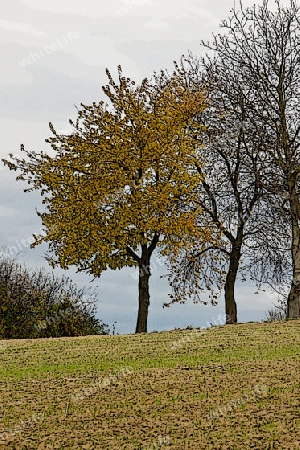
[0,320,299,449]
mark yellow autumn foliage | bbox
[5,66,211,277]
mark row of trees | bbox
[3,0,299,333]
[0,254,109,339]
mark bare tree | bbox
[200,0,300,319]
[163,55,286,324]
[164,1,296,323]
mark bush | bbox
[0,253,109,339]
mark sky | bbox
[0,0,287,335]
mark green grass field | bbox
[0,320,299,449]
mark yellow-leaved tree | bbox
[3,66,210,333]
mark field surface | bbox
[0,320,299,449]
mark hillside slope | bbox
[0,320,299,449]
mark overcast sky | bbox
[0,0,286,334]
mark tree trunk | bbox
[224,239,242,324]
[135,257,151,333]
[287,184,300,318]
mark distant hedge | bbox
[0,253,109,339]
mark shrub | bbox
[0,253,109,339]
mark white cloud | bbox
[20,0,119,17]
[0,20,49,37]
[0,206,18,217]
[143,19,170,31]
